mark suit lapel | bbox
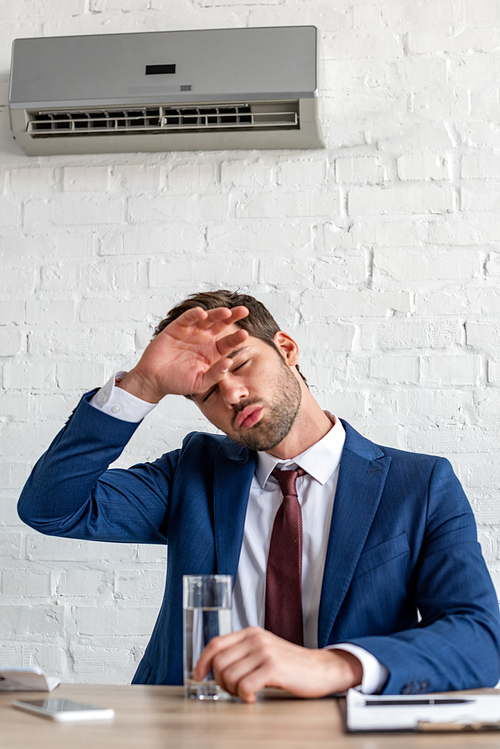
[213,438,256,584]
[211,424,391,641]
[318,423,391,647]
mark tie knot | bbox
[271,467,306,498]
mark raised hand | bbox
[117,306,249,403]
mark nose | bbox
[218,373,249,407]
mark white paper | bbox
[0,667,60,692]
[346,688,500,731]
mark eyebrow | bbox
[226,345,251,359]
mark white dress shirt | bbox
[233,416,344,647]
[90,375,388,693]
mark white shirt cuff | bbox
[90,372,157,423]
[327,643,389,694]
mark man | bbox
[18,290,500,702]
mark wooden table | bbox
[2,684,500,749]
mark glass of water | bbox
[183,574,233,700]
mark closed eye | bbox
[201,360,249,402]
[232,359,248,372]
[202,385,217,403]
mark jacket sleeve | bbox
[348,458,500,694]
[17,391,179,544]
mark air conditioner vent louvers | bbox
[27,102,300,138]
[9,27,323,154]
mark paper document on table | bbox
[0,667,60,692]
[345,688,500,732]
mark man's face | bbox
[193,334,302,452]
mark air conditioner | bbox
[9,26,323,156]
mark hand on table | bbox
[193,626,363,703]
[116,305,249,403]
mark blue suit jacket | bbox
[18,393,500,694]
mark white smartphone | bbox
[12,698,115,722]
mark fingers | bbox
[192,628,359,702]
[193,632,261,702]
[193,628,285,703]
[194,357,232,394]
[193,630,247,680]
[214,648,270,702]
[193,307,232,330]
[175,305,248,332]
[133,305,249,399]
[216,328,248,356]
[190,326,249,393]
[225,305,250,324]
[202,305,249,331]
[172,306,209,328]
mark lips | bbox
[235,405,263,429]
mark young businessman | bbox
[18,290,500,702]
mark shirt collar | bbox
[255,412,345,489]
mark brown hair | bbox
[154,289,280,342]
[154,289,307,383]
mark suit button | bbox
[401,680,429,694]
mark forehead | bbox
[225,334,276,359]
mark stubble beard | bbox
[229,364,302,452]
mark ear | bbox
[273,331,299,367]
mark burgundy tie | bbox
[265,467,306,646]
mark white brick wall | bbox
[1,0,500,685]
